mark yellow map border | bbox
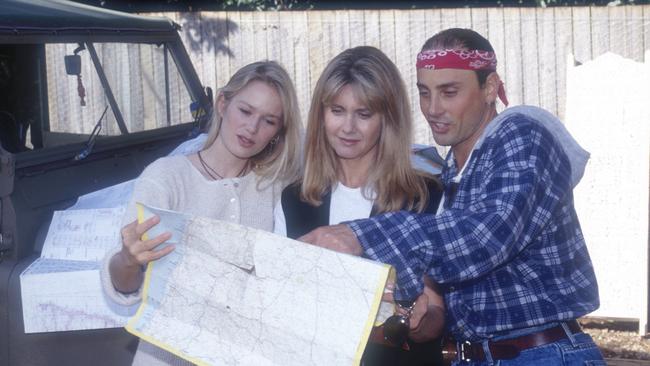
[124,203,208,366]
[353,264,393,365]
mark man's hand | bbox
[298,224,363,256]
[403,277,445,343]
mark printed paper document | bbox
[126,204,391,366]
[20,207,138,333]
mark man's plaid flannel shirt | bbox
[349,114,599,341]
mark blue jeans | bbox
[453,323,606,366]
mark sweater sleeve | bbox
[99,246,143,306]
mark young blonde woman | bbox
[101,60,302,366]
[274,46,445,365]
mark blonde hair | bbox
[302,46,430,213]
[204,60,302,184]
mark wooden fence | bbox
[45,6,650,146]
[160,6,650,145]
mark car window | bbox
[26,42,194,149]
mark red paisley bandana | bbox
[416,49,509,106]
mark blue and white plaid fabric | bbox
[349,114,599,342]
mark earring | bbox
[269,135,279,147]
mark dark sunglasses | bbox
[383,300,416,346]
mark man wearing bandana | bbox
[301,28,604,365]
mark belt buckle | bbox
[457,340,473,362]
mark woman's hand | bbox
[119,215,174,266]
[109,215,174,293]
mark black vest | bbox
[281,179,442,239]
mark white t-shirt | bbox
[273,183,373,236]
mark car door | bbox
[0,2,211,364]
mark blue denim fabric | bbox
[452,323,606,366]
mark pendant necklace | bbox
[197,151,247,180]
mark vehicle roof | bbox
[0,0,179,38]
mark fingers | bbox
[121,216,160,244]
[381,279,395,302]
[135,215,162,238]
[120,220,139,246]
[408,293,429,329]
[134,242,175,265]
[120,216,173,266]
[297,229,316,245]
[381,291,394,303]
[298,225,363,256]
[407,293,436,342]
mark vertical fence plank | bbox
[424,9,443,45]
[179,12,204,89]
[520,8,540,107]
[275,11,295,90]
[168,14,186,125]
[243,11,259,66]
[197,12,215,93]
[409,8,427,60]
[626,5,645,63]
[440,8,457,29]
[645,6,650,63]
[226,11,242,75]
[349,10,365,47]
[408,10,426,80]
[252,11,267,62]
[571,7,592,65]
[363,9,381,49]
[127,44,144,131]
[421,7,443,147]
[471,8,489,38]
[291,11,310,120]
[455,8,472,28]
[264,11,280,62]
[487,8,506,113]
[44,48,58,132]
[408,10,429,145]
[307,11,324,101]
[379,10,396,63]
[555,7,573,120]
[503,8,523,106]
[321,11,336,63]
[239,12,257,66]
[336,10,352,50]
[393,10,411,103]
[538,8,557,116]
[591,6,610,59]
[212,11,231,90]
[609,6,627,58]
[136,44,154,131]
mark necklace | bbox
[197,151,247,180]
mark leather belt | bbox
[443,320,582,363]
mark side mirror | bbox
[64,55,81,76]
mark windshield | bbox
[34,42,194,148]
